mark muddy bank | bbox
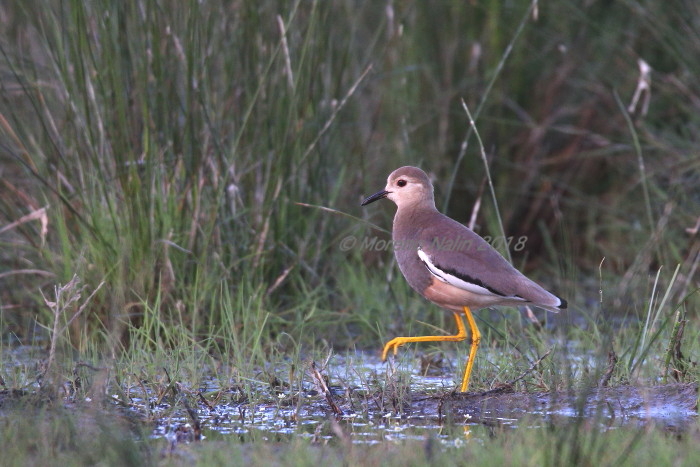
[403,383,698,428]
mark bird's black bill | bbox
[361,190,390,206]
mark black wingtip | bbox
[557,296,568,310]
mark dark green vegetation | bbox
[1,0,698,465]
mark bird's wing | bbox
[415,214,537,301]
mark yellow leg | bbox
[460,306,481,392]
[381,311,468,360]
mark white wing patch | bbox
[417,247,527,302]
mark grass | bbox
[1,0,699,464]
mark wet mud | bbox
[406,383,698,429]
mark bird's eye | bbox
[397,179,407,187]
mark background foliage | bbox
[1,0,698,363]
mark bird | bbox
[361,166,567,392]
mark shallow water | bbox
[2,346,697,447]
[137,351,698,445]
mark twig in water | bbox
[664,311,689,383]
[309,361,343,417]
[599,349,618,388]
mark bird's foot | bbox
[381,337,409,361]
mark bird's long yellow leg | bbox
[381,311,468,360]
[460,306,481,393]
